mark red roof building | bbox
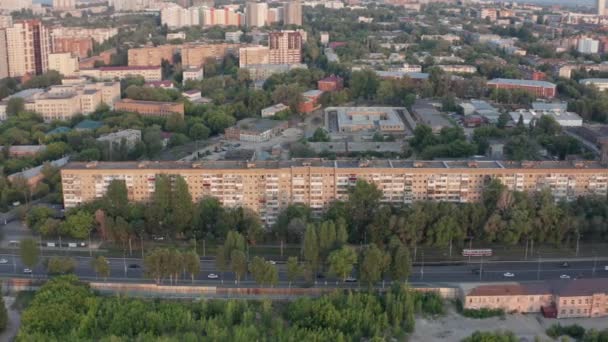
[318,75,344,92]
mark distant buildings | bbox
[460,100,501,124]
[182,67,204,84]
[97,129,142,150]
[239,46,270,67]
[326,107,407,133]
[577,38,600,54]
[284,0,302,26]
[246,1,268,27]
[580,78,608,91]
[599,0,606,16]
[487,78,557,98]
[510,105,583,127]
[225,118,288,142]
[317,75,344,92]
[80,66,163,82]
[128,45,176,67]
[114,99,185,118]
[269,31,303,64]
[161,4,244,28]
[410,101,452,133]
[298,90,323,113]
[48,52,79,77]
[437,65,477,74]
[261,103,290,118]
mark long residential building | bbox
[79,66,162,82]
[61,159,608,226]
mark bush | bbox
[455,300,505,319]
[546,324,586,340]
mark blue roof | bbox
[74,120,103,130]
[46,126,72,135]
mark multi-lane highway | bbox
[0,253,607,286]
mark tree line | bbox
[17,275,443,341]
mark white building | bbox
[578,38,600,54]
[97,129,142,150]
[225,31,243,43]
[261,103,290,117]
[509,108,583,127]
[580,78,608,91]
[183,67,204,84]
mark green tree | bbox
[46,257,77,275]
[91,256,110,281]
[6,97,25,116]
[0,296,7,333]
[169,175,193,236]
[462,331,518,342]
[20,238,39,272]
[182,251,200,284]
[188,122,210,141]
[230,249,247,284]
[39,218,61,237]
[103,179,129,218]
[61,210,94,239]
[327,246,357,281]
[350,69,379,100]
[26,206,55,233]
[286,256,300,287]
[391,243,411,282]
[348,180,383,241]
[359,244,388,287]
[309,128,330,142]
[302,224,320,276]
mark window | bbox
[561,309,566,314]
[570,309,574,314]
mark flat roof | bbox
[326,106,406,131]
[235,118,286,133]
[580,78,608,84]
[467,279,608,298]
[61,159,608,171]
[488,78,556,88]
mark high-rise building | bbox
[0,29,7,79]
[577,38,600,54]
[599,0,606,16]
[246,1,268,27]
[52,0,76,10]
[4,20,52,78]
[48,52,79,77]
[269,31,302,64]
[239,46,270,67]
[0,15,12,29]
[109,0,153,12]
[0,0,33,11]
[284,0,302,26]
[267,7,283,24]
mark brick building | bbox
[269,31,302,65]
[114,99,185,118]
[224,118,288,142]
[61,159,608,226]
[317,75,344,92]
[487,78,557,98]
[464,279,608,319]
[53,37,93,58]
[181,44,240,68]
[128,45,177,67]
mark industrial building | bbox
[325,107,407,133]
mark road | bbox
[0,254,607,286]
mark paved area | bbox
[0,297,20,342]
[412,304,608,342]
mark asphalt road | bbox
[0,254,607,286]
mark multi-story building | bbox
[79,66,162,82]
[0,15,12,28]
[181,44,240,67]
[48,52,79,77]
[580,78,608,91]
[109,0,154,12]
[0,29,7,79]
[0,0,33,11]
[52,37,93,58]
[577,38,600,54]
[269,31,302,64]
[114,99,185,118]
[97,129,142,150]
[201,7,244,26]
[60,159,608,225]
[128,45,177,67]
[239,46,270,67]
[437,65,477,74]
[244,63,307,81]
[267,7,283,24]
[327,107,407,133]
[225,31,243,43]
[463,279,608,319]
[487,78,557,98]
[0,82,121,122]
[599,0,606,16]
[225,118,288,142]
[161,4,203,28]
[284,0,302,26]
[182,67,204,84]
[79,49,115,69]
[51,27,118,44]
[246,1,268,27]
[477,8,497,21]
[3,20,52,78]
[52,0,76,10]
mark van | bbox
[604,266,608,271]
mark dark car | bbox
[128,264,140,269]
[316,273,325,279]
[471,268,481,275]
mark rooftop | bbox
[488,78,556,88]
[62,159,608,171]
[467,279,608,298]
[234,118,286,133]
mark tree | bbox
[46,257,77,275]
[0,296,7,333]
[391,243,411,282]
[6,97,25,116]
[91,256,110,281]
[350,69,379,100]
[302,224,320,276]
[327,246,357,281]
[188,122,210,141]
[20,238,39,272]
[347,180,383,241]
[309,128,330,142]
[103,180,128,218]
[26,206,55,233]
[335,218,348,246]
[182,251,200,284]
[230,249,247,284]
[359,244,388,287]
[169,176,193,237]
[39,218,61,237]
[462,331,518,342]
[61,210,95,239]
[286,256,300,287]
[249,256,278,287]
[144,248,170,284]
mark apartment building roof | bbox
[468,283,550,297]
[467,279,608,298]
[487,78,556,88]
[62,159,608,171]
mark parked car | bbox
[0,258,8,264]
[207,273,219,279]
[560,274,571,279]
[23,268,32,274]
[345,276,357,282]
[128,264,140,269]
[268,260,277,265]
[503,272,515,278]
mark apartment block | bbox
[53,0,76,10]
[284,0,302,26]
[79,66,162,82]
[51,27,118,44]
[48,52,79,77]
[269,31,302,64]
[53,37,93,58]
[114,99,185,118]
[246,1,268,27]
[0,15,12,28]
[463,279,608,319]
[4,20,52,77]
[201,7,244,26]
[181,44,240,67]
[128,45,177,67]
[239,46,269,67]
[61,159,608,226]
[0,0,33,11]
[79,49,115,69]
[0,29,7,79]
[487,78,557,98]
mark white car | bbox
[0,258,8,264]
[23,268,32,274]
[345,276,357,282]
[560,274,571,279]
[268,260,277,265]
[207,273,219,279]
[503,272,515,278]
